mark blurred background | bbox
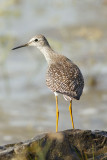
[0,0,107,145]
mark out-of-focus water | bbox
[0,0,107,145]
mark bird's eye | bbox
[34,39,38,42]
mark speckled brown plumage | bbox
[12,34,84,101]
[46,54,84,101]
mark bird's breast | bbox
[46,61,84,100]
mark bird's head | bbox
[12,34,50,50]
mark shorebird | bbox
[12,35,84,132]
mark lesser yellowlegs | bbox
[12,35,84,132]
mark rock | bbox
[0,129,107,160]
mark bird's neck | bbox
[37,45,57,65]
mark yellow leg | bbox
[55,96,59,132]
[69,100,74,129]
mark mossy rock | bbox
[0,129,107,160]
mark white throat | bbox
[37,45,55,65]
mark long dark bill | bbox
[12,43,28,50]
